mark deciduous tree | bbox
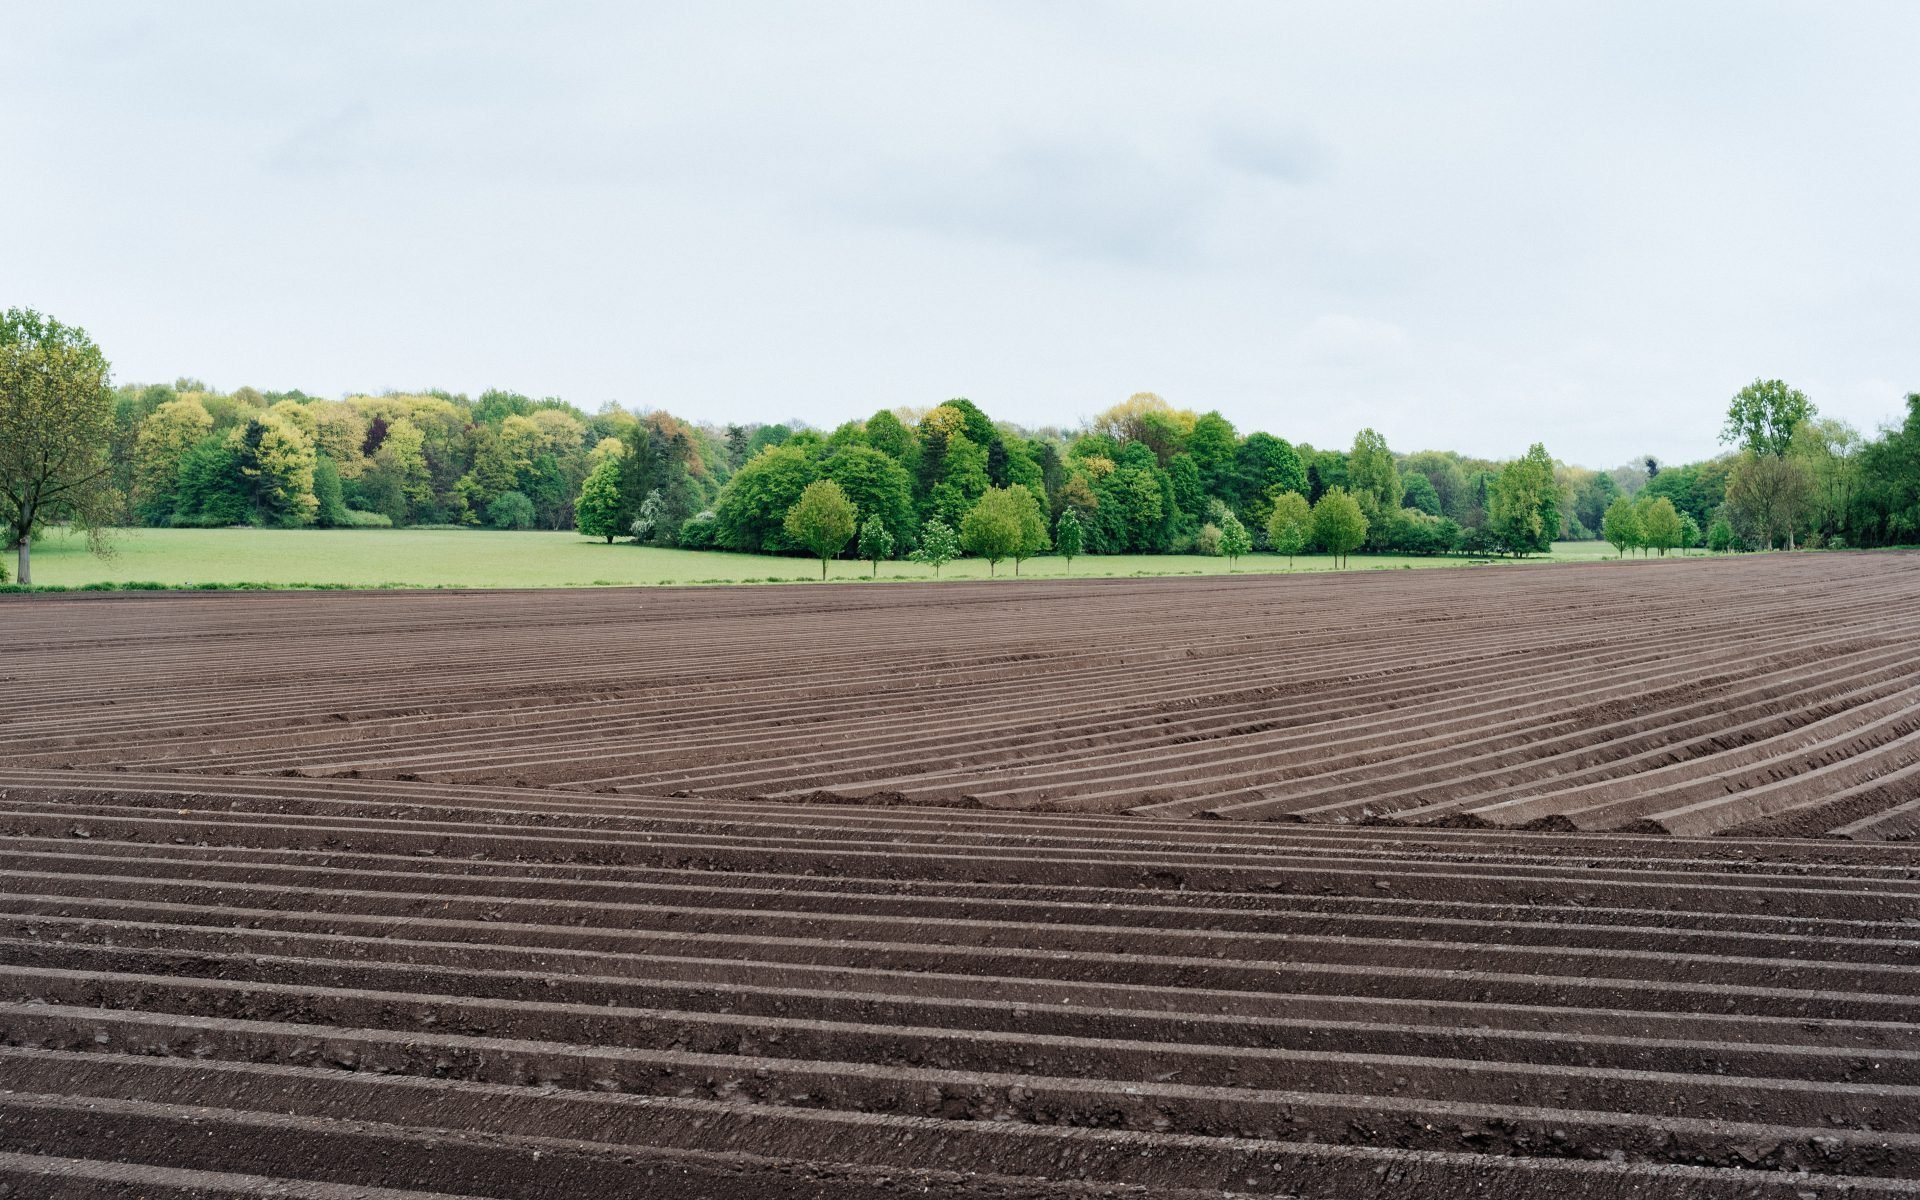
[0,309,118,584]
[1311,487,1368,568]
[784,478,858,579]
[1265,490,1312,567]
[1725,452,1813,550]
[575,456,625,543]
[960,485,1032,576]
[1218,510,1251,566]
[1722,379,1815,458]
[1054,508,1083,569]
[1638,495,1682,556]
[857,513,894,577]
[909,517,960,576]
[1602,495,1641,558]
[1488,443,1561,556]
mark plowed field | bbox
[2,554,1918,1198]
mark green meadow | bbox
[20,527,1636,590]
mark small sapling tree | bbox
[1266,490,1311,568]
[1218,510,1252,567]
[857,513,894,577]
[1054,509,1083,571]
[909,517,959,576]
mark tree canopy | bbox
[0,308,118,584]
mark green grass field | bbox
[20,526,1638,590]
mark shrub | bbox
[486,491,536,531]
[342,509,393,528]
[1194,522,1223,556]
[677,511,720,549]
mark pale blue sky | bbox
[4,2,1916,464]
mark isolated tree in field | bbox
[1265,490,1312,568]
[1638,495,1682,556]
[1218,510,1252,566]
[1311,487,1368,568]
[784,479,858,579]
[1010,485,1049,575]
[575,456,624,543]
[1602,495,1641,558]
[0,309,117,585]
[1722,379,1815,458]
[909,516,960,576]
[1678,513,1700,552]
[960,485,1033,576]
[1054,508,1083,570]
[857,513,894,577]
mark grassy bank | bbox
[18,526,1637,590]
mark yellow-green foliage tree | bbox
[575,456,626,543]
[784,478,858,578]
[233,413,319,527]
[1010,484,1050,575]
[1311,487,1368,568]
[1602,495,1642,557]
[1265,489,1312,567]
[132,397,213,522]
[0,308,118,585]
[1637,495,1683,556]
[960,485,1038,576]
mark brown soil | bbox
[2,556,1918,1197]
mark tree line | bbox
[5,305,1919,584]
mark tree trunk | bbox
[820,558,827,580]
[16,532,28,587]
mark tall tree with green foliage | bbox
[0,309,118,584]
[575,456,625,542]
[1311,487,1367,568]
[1708,517,1735,552]
[1602,495,1641,558]
[715,443,816,553]
[784,478,858,578]
[1009,484,1049,575]
[1488,443,1560,556]
[856,513,894,577]
[909,516,959,576]
[1345,428,1403,531]
[1725,452,1813,550]
[1218,510,1251,566]
[1054,508,1083,570]
[823,445,917,548]
[1638,495,1682,556]
[132,397,213,523]
[233,414,319,527]
[313,457,351,528]
[960,485,1032,576]
[1265,490,1312,567]
[1722,379,1815,458]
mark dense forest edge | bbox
[4,306,1918,587]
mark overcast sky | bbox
[5,2,1916,465]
